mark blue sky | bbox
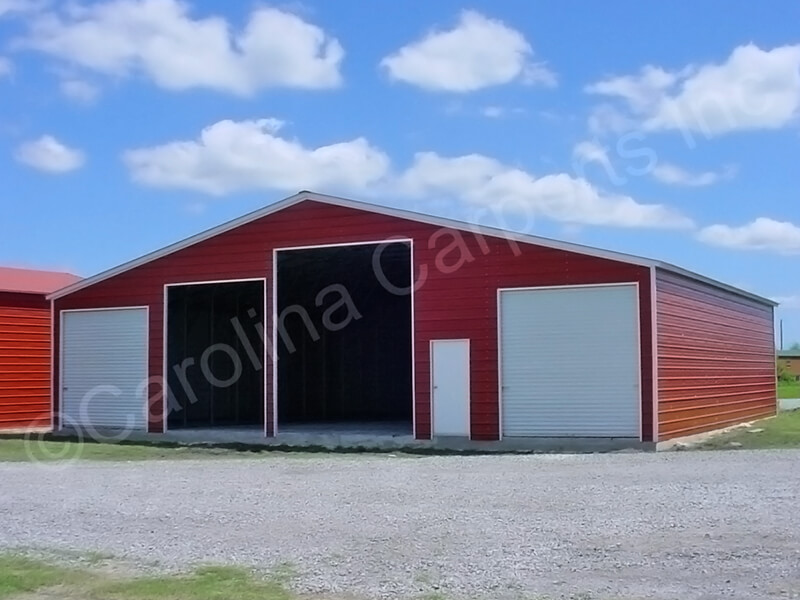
[1,0,799,343]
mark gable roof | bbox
[47,190,776,306]
[0,266,81,295]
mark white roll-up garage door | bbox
[61,308,148,431]
[500,285,640,438]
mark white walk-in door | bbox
[61,308,148,431]
[500,285,640,438]
[431,339,470,437]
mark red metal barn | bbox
[0,267,80,431]
[48,192,777,447]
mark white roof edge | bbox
[47,190,775,307]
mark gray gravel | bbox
[1,450,800,599]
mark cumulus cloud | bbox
[123,119,391,195]
[587,44,800,135]
[15,135,85,173]
[123,118,691,229]
[395,152,692,229]
[651,162,734,186]
[18,0,343,96]
[380,10,555,92]
[698,217,800,254]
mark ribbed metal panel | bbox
[62,308,147,430]
[655,270,776,440]
[500,285,640,437]
[0,293,51,429]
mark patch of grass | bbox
[0,556,294,600]
[0,555,91,599]
[698,409,800,450]
[778,381,800,399]
[97,566,292,600]
[0,439,249,462]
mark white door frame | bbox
[496,282,642,441]
[162,278,267,434]
[271,239,416,438]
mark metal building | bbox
[48,192,777,447]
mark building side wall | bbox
[778,357,800,379]
[655,269,776,440]
[0,292,51,429]
[53,200,654,440]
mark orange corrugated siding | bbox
[0,292,51,429]
[656,270,776,441]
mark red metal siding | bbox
[655,269,776,440]
[53,199,654,440]
[0,292,51,429]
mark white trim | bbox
[49,298,55,432]
[45,190,776,307]
[497,282,639,293]
[409,240,417,440]
[496,288,503,442]
[163,277,267,289]
[269,239,414,252]
[271,248,277,437]
[271,239,415,436]
[650,267,660,443]
[268,265,275,437]
[161,278,268,433]
[429,338,471,440]
[496,283,643,440]
[632,282,643,442]
[60,305,149,313]
[59,305,150,431]
[161,285,168,433]
[58,309,63,432]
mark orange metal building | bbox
[0,267,80,430]
[778,350,800,381]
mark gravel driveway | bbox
[2,450,800,599]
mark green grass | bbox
[698,409,800,450]
[778,381,800,399]
[0,556,294,600]
[0,439,253,462]
[0,555,91,599]
[98,566,292,600]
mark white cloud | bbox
[380,10,555,92]
[396,152,692,229]
[651,162,734,187]
[572,140,612,170]
[15,135,85,173]
[0,56,11,78]
[587,44,800,135]
[123,118,391,195]
[60,78,100,104]
[123,118,691,230]
[698,217,800,254]
[19,0,343,96]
